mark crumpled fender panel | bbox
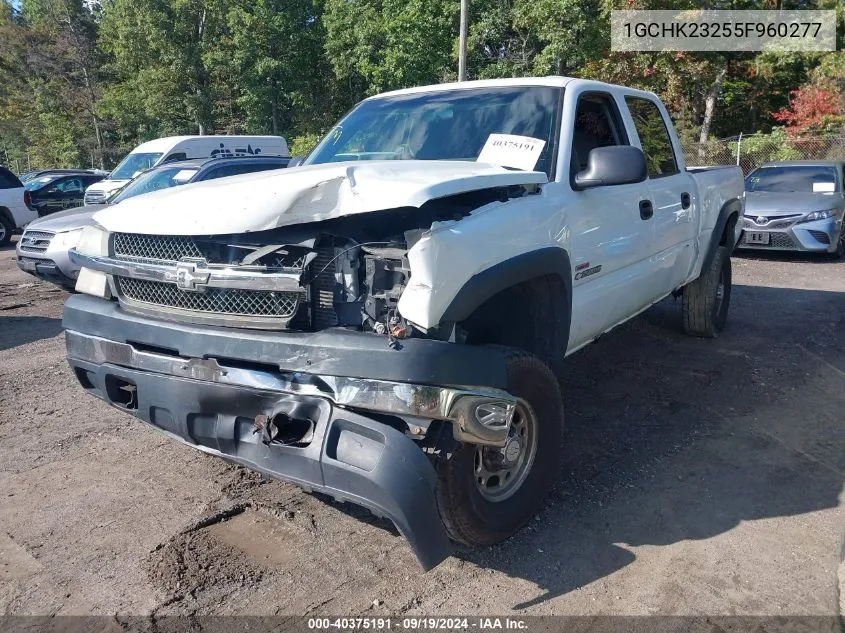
[398,189,570,330]
[93,160,547,236]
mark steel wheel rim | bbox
[473,400,539,502]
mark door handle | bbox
[639,199,653,220]
[681,192,691,209]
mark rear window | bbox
[24,175,60,191]
[746,165,839,193]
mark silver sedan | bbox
[738,161,844,259]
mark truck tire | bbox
[435,348,563,547]
[682,245,731,338]
[0,213,12,246]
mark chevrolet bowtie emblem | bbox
[165,258,211,292]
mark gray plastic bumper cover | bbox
[67,357,453,570]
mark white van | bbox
[83,135,288,205]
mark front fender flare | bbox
[439,247,572,339]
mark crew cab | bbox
[63,77,744,570]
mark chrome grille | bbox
[114,233,203,263]
[116,276,301,318]
[767,219,796,230]
[19,230,55,253]
[113,232,308,270]
[84,190,107,205]
[744,215,800,230]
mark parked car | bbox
[20,168,107,184]
[25,172,106,216]
[738,160,845,258]
[17,155,290,288]
[0,166,38,246]
[83,135,289,205]
[64,77,744,570]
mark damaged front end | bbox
[65,187,541,569]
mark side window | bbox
[570,93,627,179]
[203,163,280,180]
[0,167,22,189]
[61,177,83,193]
[625,97,679,178]
[162,152,187,164]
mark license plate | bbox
[19,260,37,272]
[745,231,770,245]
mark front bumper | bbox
[737,216,841,253]
[63,294,516,569]
[17,233,79,289]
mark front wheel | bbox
[682,245,732,338]
[434,349,563,546]
[0,214,13,246]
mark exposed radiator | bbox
[311,246,339,329]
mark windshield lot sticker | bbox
[477,134,546,171]
[812,182,835,193]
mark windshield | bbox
[109,166,198,204]
[746,165,839,193]
[24,175,60,191]
[305,86,561,176]
[110,152,164,180]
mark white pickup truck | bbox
[63,77,744,570]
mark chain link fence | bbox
[683,133,845,174]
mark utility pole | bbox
[458,0,468,81]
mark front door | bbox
[566,91,656,353]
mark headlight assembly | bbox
[75,224,110,256]
[52,228,84,251]
[798,209,837,223]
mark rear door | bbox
[623,95,698,294]
[566,90,657,351]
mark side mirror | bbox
[573,146,647,190]
[288,156,304,168]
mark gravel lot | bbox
[0,237,843,619]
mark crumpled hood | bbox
[93,160,547,235]
[26,204,109,233]
[744,192,842,218]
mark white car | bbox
[0,166,38,246]
[82,135,289,204]
[64,77,744,570]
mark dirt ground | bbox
[0,237,843,619]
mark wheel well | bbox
[0,206,13,226]
[720,211,739,247]
[459,274,570,363]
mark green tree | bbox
[323,0,459,94]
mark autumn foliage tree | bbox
[773,86,844,134]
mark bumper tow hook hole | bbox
[105,377,137,410]
[253,413,315,447]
